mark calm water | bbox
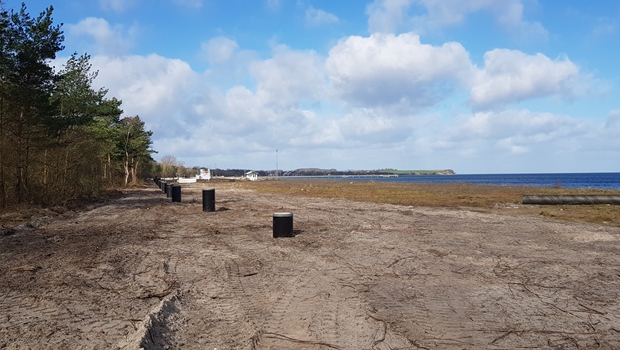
[284,173,620,190]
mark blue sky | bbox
[9,0,620,173]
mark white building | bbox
[197,168,211,180]
[245,171,259,181]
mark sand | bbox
[1,182,619,349]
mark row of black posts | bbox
[154,178,182,202]
[152,178,293,238]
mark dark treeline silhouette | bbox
[0,2,155,210]
[283,168,395,176]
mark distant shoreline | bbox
[282,168,456,176]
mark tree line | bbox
[154,155,200,178]
[0,2,155,210]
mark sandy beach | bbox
[1,182,620,349]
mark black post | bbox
[171,185,181,202]
[202,188,215,212]
[273,212,293,238]
[166,183,173,198]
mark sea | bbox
[283,173,620,190]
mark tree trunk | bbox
[124,159,129,185]
[107,153,112,184]
[64,144,69,189]
[124,150,130,185]
[16,107,24,203]
[43,149,48,185]
[0,96,5,208]
[123,126,132,185]
[131,159,138,184]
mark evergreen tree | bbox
[0,3,63,204]
[0,2,156,210]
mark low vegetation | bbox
[237,180,620,226]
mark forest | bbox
[0,2,155,210]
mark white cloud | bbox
[447,110,579,143]
[306,6,339,26]
[249,45,326,108]
[489,1,547,40]
[592,16,618,37]
[366,0,411,33]
[172,0,203,9]
[606,110,620,130]
[99,0,138,12]
[72,32,615,173]
[366,0,547,40]
[420,109,612,165]
[338,108,414,143]
[469,49,588,110]
[326,32,472,108]
[202,37,239,64]
[68,18,137,56]
[289,112,344,147]
[89,54,197,138]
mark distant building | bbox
[197,168,211,180]
[245,171,259,181]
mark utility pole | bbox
[276,149,278,180]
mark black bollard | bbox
[171,185,181,202]
[273,212,293,238]
[166,183,173,198]
[160,181,166,192]
[202,188,215,212]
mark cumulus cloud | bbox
[84,44,414,164]
[89,54,197,138]
[99,0,138,12]
[306,6,339,26]
[366,0,547,40]
[326,32,472,108]
[67,17,137,56]
[338,108,414,143]
[202,37,239,64]
[448,109,579,143]
[249,45,326,108]
[73,31,613,172]
[426,109,596,161]
[469,49,589,110]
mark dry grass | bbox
[236,180,620,227]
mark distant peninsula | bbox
[283,168,456,176]
[207,168,456,177]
